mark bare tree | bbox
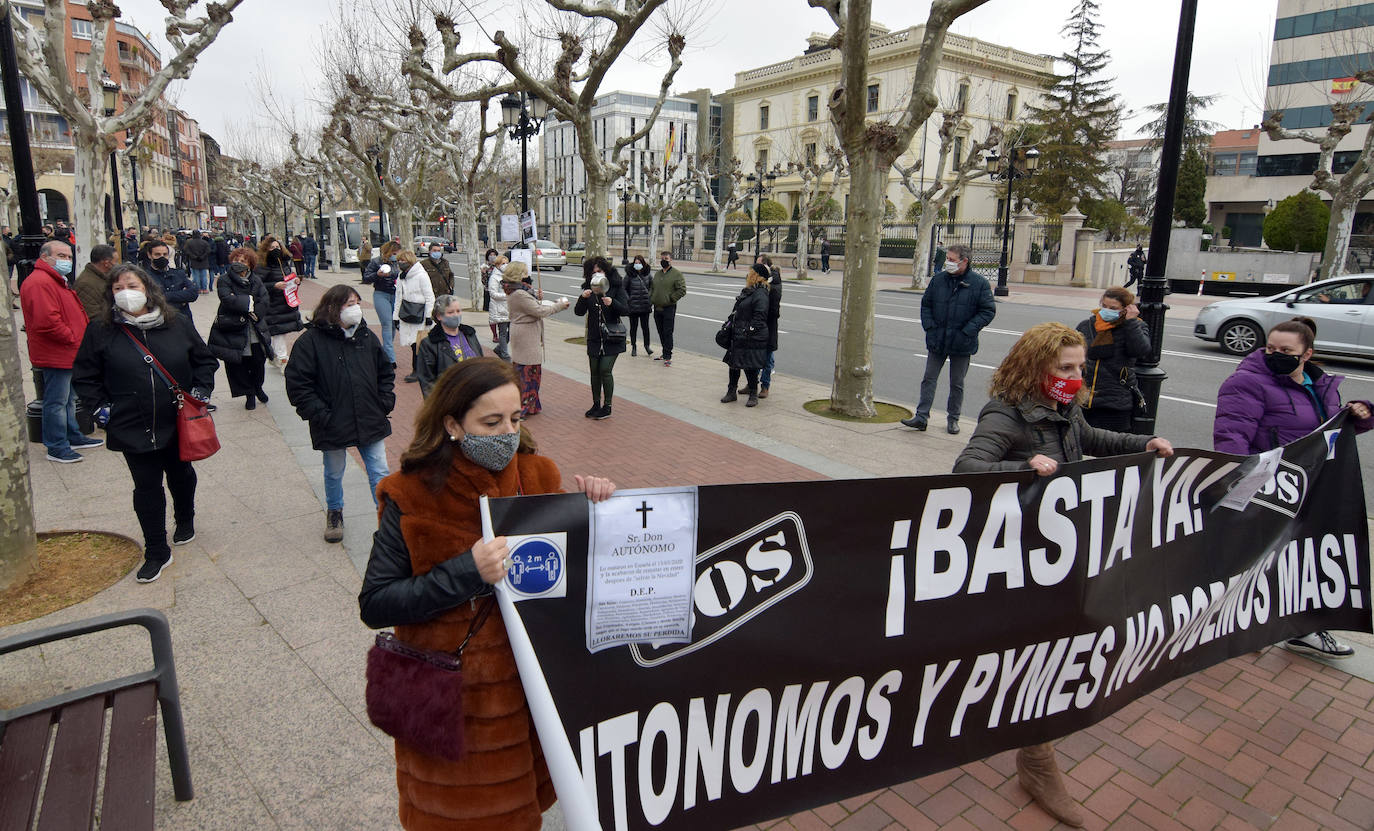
[640,154,692,258]
[896,109,1001,290]
[1263,73,1374,280]
[405,0,686,260]
[7,0,244,254]
[785,144,845,281]
[0,241,35,590]
[810,0,988,417]
[690,154,749,270]
[0,144,69,228]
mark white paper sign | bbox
[1218,448,1284,511]
[509,248,533,269]
[585,487,697,653]
[1262,273,1293,284]
[520,209,538,244]
[500,214,520,242]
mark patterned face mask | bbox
[459,431,520,471]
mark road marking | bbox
[1161,395,1216,408]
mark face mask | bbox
[442,314,462,329]
[1044,375,1082,405]
[633,263,645,272]
[388,256,398,263]
[660,259,671,270]
[152,256,170,270]
[53,258,73,276]
[430,251,443,260]
[459,430,520,471]
[229,262,249,275]
[1264,351,1302,376]
[114,289,147,313]
[339,304,364,327]
[1098,308,1121,323]
[487,255,496,264]
[944,260,961,274]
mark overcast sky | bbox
[108,0,1274,150]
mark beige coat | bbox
[506,287,566,366]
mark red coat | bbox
[20,259,88,369]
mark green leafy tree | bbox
[758,199,788,222]
[810,196,842,221]
[1174,149,1207,227]
[619,202,651,222]
[1086,198,1129,239]
[1019,0,1121,216]
[1263,191,1329,252]
[1140,92,1221,157]
[669,199,699,221]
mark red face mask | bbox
[1044,375,1082,404]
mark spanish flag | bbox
[664,122,676,173]
[1333,77,1358,94]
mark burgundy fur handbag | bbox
[365,597,495,761]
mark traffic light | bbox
[607,208,613,221]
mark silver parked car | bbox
[505,239,566,270]
[1193,275,1374,357]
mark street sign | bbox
[500,214,520,242]
[520,209,538,244]
[212,205,228,218]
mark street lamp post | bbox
[500,91,548,270]
[744,169,777,258]
[0,6,47,283]
[101,71,123,234]
[616,182,632,266]
[316,176,330,270]
[985,145,1040,297]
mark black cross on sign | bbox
[635,500,653,529]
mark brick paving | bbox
[289,274,1374,830]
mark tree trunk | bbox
[648,214,661,260]
[911,212,938,289]
[585,180,610,259]
[0,242,37,590]
[796,210,811,280]
[1322,194,1358,280]
[829,151,884,417]
[712,211,730,270]
[393,202,414,252]
[74,131,108,257]
[459,204,484,311]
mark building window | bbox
[805,142,817,167]
[807,94,819,122]
[866,84,879,113]
[948,196,959,220]
[72,18,94,39]
[952,136,964,168]
[957,81,969,112]
[1006,91,1018,121]
[757,149,769,172]
[759,105,769,130]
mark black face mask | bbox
[229,262,249,276]
[151,256,169,271]
[660,259,671,270]
[1264,351,1302,376]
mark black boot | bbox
[745,388,759,407]
[721,388,738,403]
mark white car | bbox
[1193,275,1374,357]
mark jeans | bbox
[916,352,971,421]
[820,254,830,273]
[191,268,209,292]
[40,368,84,454]
[653,305,677,360]
[760,350,776,388]
[628,312,652,350]
[303,255,316,277]
[123,443,196,559]
[322,439,389,512]
[494,321,510,359]
[373,290,396,362]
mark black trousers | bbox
[123,443,196,559]
[728,367,760,392]
[653,305,677,360]
[224,342,267,398]
[628,313,652,349]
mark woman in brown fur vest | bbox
[359,356,615,830]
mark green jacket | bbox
[649,266,686,309]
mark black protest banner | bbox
[487,417,1370,831]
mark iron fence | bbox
[1346,235,1374,272]
[1027,222,1063,266]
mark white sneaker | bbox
[1283,630,1355,658]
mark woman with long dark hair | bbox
[955,322,1174,827]
[625,253,654,357]
[73,264,219,583]
[255,235,303,367]
[207,246,274,409]
[285,284,394,544]
[359,357,614,831]
[574,255,629,419]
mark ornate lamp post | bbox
[744,168,777,258]
[101,71,123,234]
[985,145,1040,297]
[0,6,47,282]
[500,91,548,268]
[616,181,633,265]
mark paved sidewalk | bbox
[2,267,1372,830]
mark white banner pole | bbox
[480,496,603,831]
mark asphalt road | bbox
[454,264,1374,514]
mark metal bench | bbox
[0,609,193,830]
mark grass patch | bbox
[0,532,143,626]
[803,399,913,423]
[565,336,587,345]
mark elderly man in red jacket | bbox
[20,240,102,463]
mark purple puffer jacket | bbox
[1213,349,1373,454]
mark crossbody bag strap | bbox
[121,326,181,395]
[455,596,497,656]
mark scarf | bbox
[121,308,165,330]
[1090,310,1116,347]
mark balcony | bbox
[117,49,137,67]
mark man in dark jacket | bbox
[302,233,319,277]
[213,235,231,282]
[419,241,453,298]
[649,250,687,366]
[73,244,116,320]
[902,243,996,434]
[1124,245,1145,289]
[145,241,199,320]
[181,230,212,293]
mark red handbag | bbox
[121,328,221,462]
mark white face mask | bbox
[340,304,364,327]
[114,289,147,313]
[943,260,962,274]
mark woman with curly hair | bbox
[954,321,1174,828]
